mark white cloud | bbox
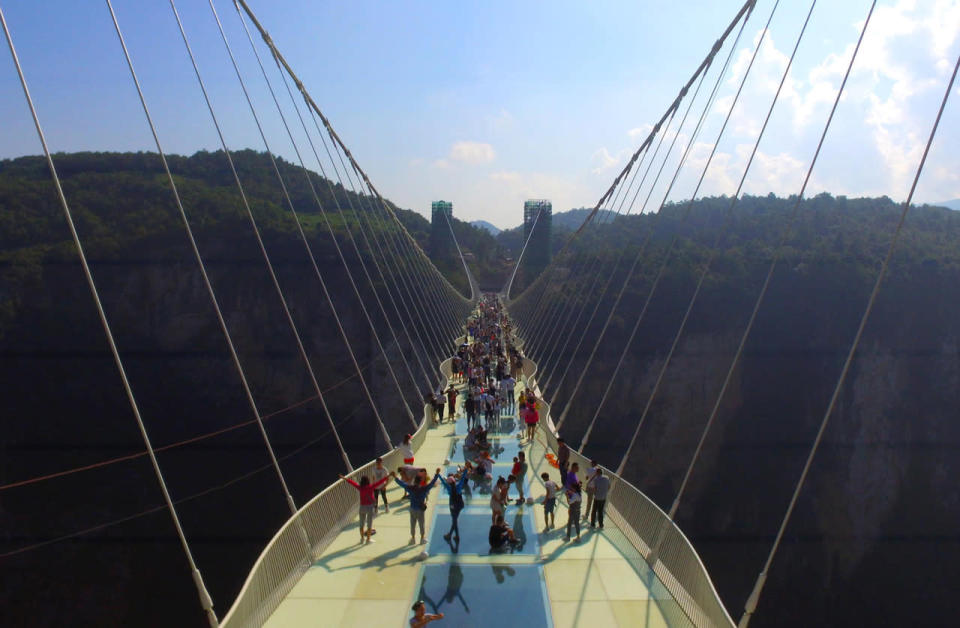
[628,124,655,142]
[668,0,960,204]
[449,141,496,164]
[591,146,629,175]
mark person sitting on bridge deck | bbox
[488,513,518,551]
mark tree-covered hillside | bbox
[511,192,960,628]
[0,151,469,626]
[4,149,960,627]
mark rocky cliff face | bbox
[0,226,450,626]
[542,263,960,627]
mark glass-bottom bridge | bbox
[221,323,733,628]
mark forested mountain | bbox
[3,151,960,627]
[516,192,960,627]
[0,151,466,626]
[470,219,501,235]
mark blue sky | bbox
[1,0,958,229]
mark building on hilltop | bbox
[522,199,552,272]
[430,200,454,261]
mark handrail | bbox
[220,362,451,627]
[521,358,735,628]
[221,340,731,627]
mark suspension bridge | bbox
[2,0,958,626]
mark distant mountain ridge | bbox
[470,219,501,235]
[933,199,960,211]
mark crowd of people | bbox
[333,294,616,625]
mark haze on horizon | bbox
[1,0,958,228]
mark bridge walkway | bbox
[264,363,685,627]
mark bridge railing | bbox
[220,360,451,628]
[522,359,734,628]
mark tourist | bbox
[476,451,493,478]
[476,426,490,451]
[441,469,469,542]
[565,462,580,490]
[338,471,391,543]
[541,472,558,529]
[399,433,415,465]
[397,463,419,485]
[590,467,611,529]
[583,460,599,521]
[488,513,518,550]
[445,385,458,423]
[490,476,507,523]
[373,457,389,513]
[410,600,443,627]
[394,467,442,544]
[524,402,539,442]
[464,394,476,429]
[513,451,527,504]
[565,483,582,542]
[502,374,516,413]
[557,437,570,479]
[463,428,477,451]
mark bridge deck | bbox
[264,383,688,627]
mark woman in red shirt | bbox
[340,473,391,543]
[524,402,540,442]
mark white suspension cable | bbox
[167,0,353,472]
[740,12,958,628]
[1,7,218,626]
[519,3,756,359]
[507,0,760,309]
[337,150,461,360]
[204,0,393,448]
[671,0,853,524]
[337,144,465,358]
[542,90,691,396]
[105,0,300,520]
[441,210,479,303]
[609,0,781,475]
[503,203,548,300]
[562,5,753,436]
[233,17,418,427]
[613,0,813,467]
[229,0,470,337]
[303,107,437,390]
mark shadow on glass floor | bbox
[454,416,519,436]
[429,506,539,556]
[415,564,551,628]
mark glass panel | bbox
[414,564,551,628]
[428,506,539,556]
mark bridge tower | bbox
[522,199,552,271]
[430,200,455,261]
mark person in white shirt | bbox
[590,468,612,529]
[501,376,516,413]
[399,434,414,465]
[541,472,558,529]
[584,460,599,521]
[565,483,582,542]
